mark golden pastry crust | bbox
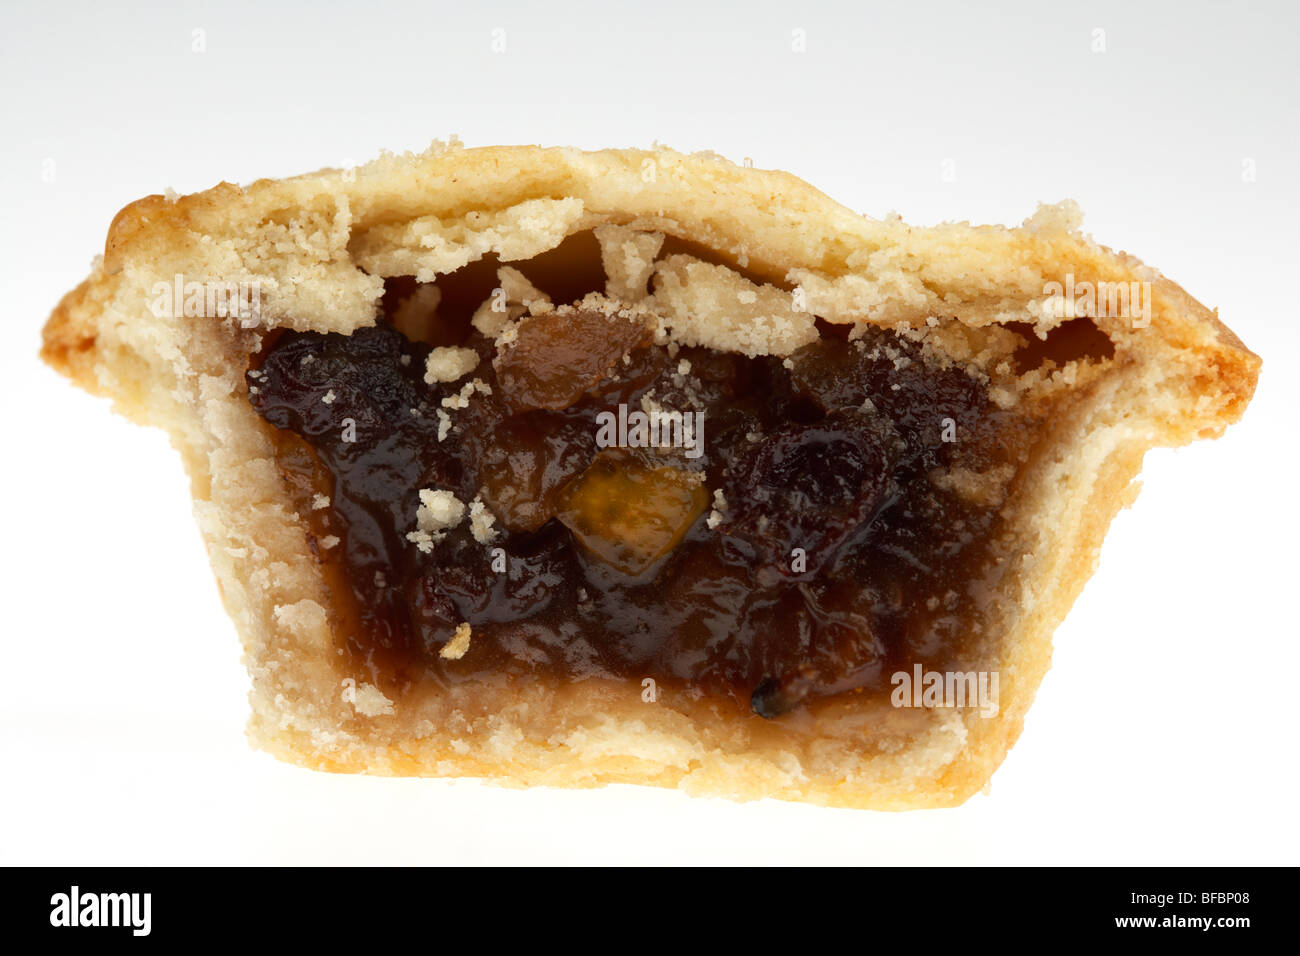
[42,142,1259,809]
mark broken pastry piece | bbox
[41,144,1259,809]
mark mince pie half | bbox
[41,143,1259,809]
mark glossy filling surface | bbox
[249,281,1044,718]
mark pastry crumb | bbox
[441,378,492,410]
[351,682,395,717]
[406,488,466,552]
[468,495,498,544]
[424,346,480,384]
[440,622,472,660]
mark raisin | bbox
[750,583,884,717]
[722,410,896,577]
[788,331,988,462]
[408,524,577,662]
[251,325,425,441]
[468,401,597,533]
[494,309,651,412]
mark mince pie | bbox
[41,143,1259,808]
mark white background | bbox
[2,0,1296,865]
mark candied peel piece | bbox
[557,451,708,576]
[494,308,651,412]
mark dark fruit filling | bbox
[249,288,1042,717]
